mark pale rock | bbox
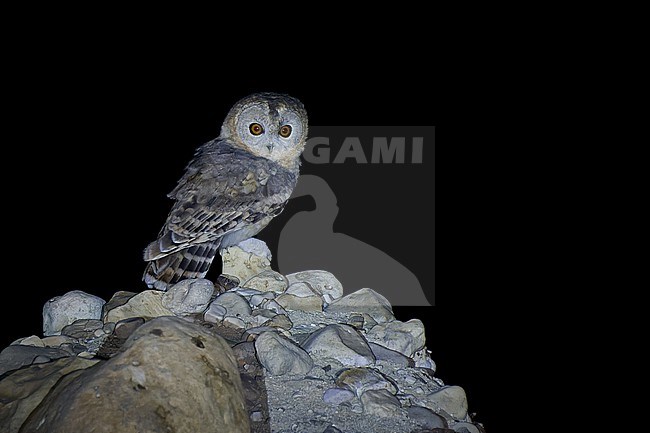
[242,270,288,294]
[254,331,313,376]
[360,313,378,332]
[250,292,276,307]
[346,314,365,330]
[203,303,228,323]
[243,326,277,341]
[322,388,355,405]
[368,342,414,367]
[301,324,375,366]
[223,316,247,329]
[286,270,343,304]
[325,288,394,324]
[232,287,265,298]
[418,386,468,420]
[43,291,106,336]
[285,282,320,298]
[221,241,272,284]
[162,278,214,316]
[360,389,403,417]
[414,347,436,370]
[276,293,323,312]
[18,317,250,433]
[101,291,136,320]
[260,299,287,315]
[41,335,76,348]
[211,292,252,318]
[252,308,277,321]
[366,319,426,357]
[237,238,272,261]
[335,367,398,397]
[261,314,293,331]
[16,336,45,347]
[104,290,172,323]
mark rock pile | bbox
[0,239,485,433]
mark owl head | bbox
[220,92,308,170]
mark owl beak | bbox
[266,143,274,152]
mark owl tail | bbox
[143,239,221,291]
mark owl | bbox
[143,93,308,290]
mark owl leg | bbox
[143,239,221,290]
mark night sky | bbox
[1,56,505,430]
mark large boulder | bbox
[19,316,250,433]
[0,357,99,433]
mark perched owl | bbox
[143,93,308,290]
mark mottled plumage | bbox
[144,93,308,290]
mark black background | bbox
[0,48,508,431]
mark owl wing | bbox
[143,140,297,261]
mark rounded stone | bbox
[43,291,106,336]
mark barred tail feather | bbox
[143,240,221,290]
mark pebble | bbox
[335,367,398,397]
[360,389,403,417]
[322,388,355,405]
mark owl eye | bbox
[279,125,292,138]
[249,123,264,136]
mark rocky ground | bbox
[0,239,486,433]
